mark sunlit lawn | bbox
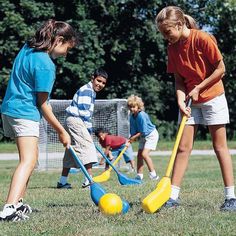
[0,140,236,153]
[0,154,236,235]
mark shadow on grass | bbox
[28,186,74,189]
[47,203,84,208]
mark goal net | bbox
[38,99,130,170]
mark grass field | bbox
[0,140,236,153]
[0,154,236,235]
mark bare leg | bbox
[6,137,38,205]
[141,148,155,172]
[85,163,93,176]
[209,125,234,186]
[130,160,135,169]
[61,168,70,177]
[171,125,196,187]
[137,149,144,174]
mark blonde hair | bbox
[127,95,144,111]
[155,6,198,29]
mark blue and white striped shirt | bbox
[66,81,96,133]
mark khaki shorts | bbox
[63,116,98,168]
[1,114,39,138]
[178,93,230,125]
[138,129,159,150]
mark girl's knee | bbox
[178,144,192,154]
[213,145,228,155]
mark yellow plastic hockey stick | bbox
[142,99,192,213]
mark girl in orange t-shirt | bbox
[156,6,236,211]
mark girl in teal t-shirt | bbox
[0,19,78,222]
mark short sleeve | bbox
[34,68,55,93]
[198,32,223,65]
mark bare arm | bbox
[37,92,71,148]
[188,60,225,101]
[175,73,190,117]
[104,146,111,156]
[129,132,141,143]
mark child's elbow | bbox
[221,63,226,75]
[221,68,226,79]
[217,60,226,79]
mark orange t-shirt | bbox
[167,29,224,103]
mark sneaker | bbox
[16,198,32,215]
[57,182,72,189]
[164,198,180,208]
[81,179,90,188]
[81,182,90,188]
[149,175,159,180]
[0,205,29,222]
[135,175,143,181]
[220,198,236,211]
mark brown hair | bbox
[156,6,198,29]
[28,19,79,51]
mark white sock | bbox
[59,176,68,185]
[149,170,157,177]
[83,176,92,184]
[224,186,236,199]
[137,173,143,180]
[170,185,180,200]
[16,198,23,208]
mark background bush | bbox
[1,0,235,141]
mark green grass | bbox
[0,155,236,235]
[0,142,18,153]
[1,140,236,153]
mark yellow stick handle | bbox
[165,115,187,177]
[165,98,192,177]
[107,144,129,172]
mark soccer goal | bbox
[38,99,130,170]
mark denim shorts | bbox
[111,143,134,163]
[1,114,39,138]
[178,93,230,125]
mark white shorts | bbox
[63,116,98,168]
[138,129,159,150]
[1,114,39,138]
[178,93,230,125]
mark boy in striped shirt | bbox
[57,68,108,188]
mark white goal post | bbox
[38,99,130,170]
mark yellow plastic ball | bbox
[98,193,123,215]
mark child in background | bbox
[156,6,236,211]
[0,19,78,221]
[95,128,135,171]
[127,95,159,181]
[57,68,108,189]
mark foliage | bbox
[0,0,235,141]
[205,0,236,139]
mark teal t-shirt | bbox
[1,44,55,121]
[130,111,156,137]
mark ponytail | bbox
[28,19,79,51]
[184,14,198,29]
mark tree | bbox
[0,0,235,141]
[204,0,236,139]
